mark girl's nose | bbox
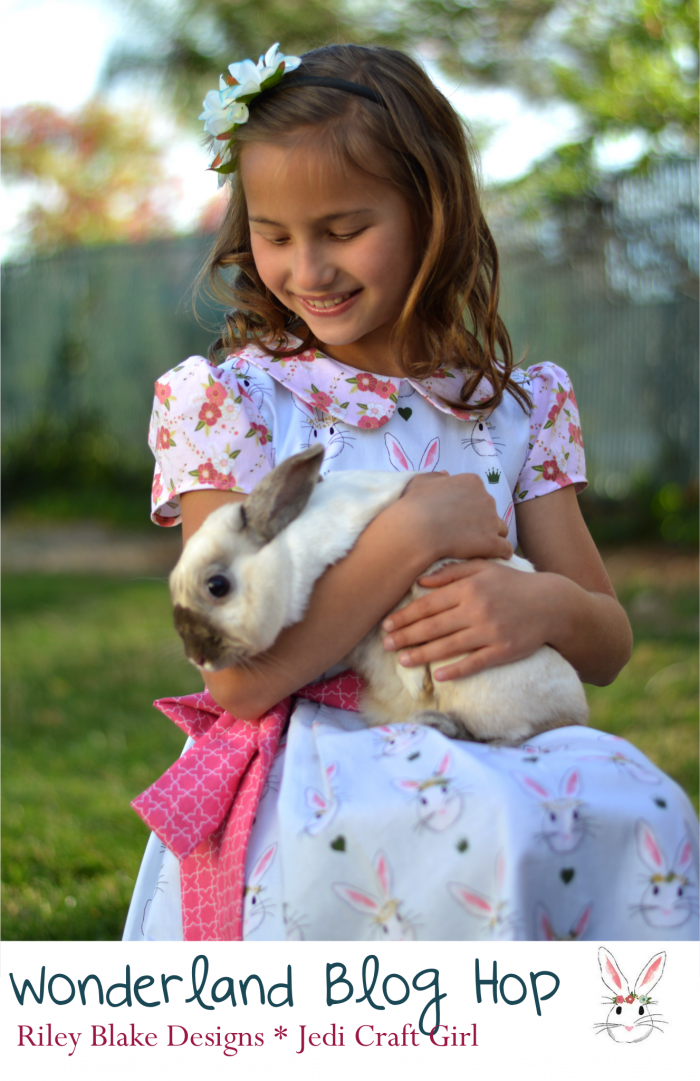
[291,243,336,292]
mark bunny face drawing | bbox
[461,418,504,458]
[373,723,426,757]
[304,762,340,836]
[384,432,440,473]
[233,361,273,411]
[292,395,355,463]
[595,947,667,1044]
[514,768,591,853]
[448,851,515,939]
[633,820,696,929]
[393,751,463,832]
[333,850,417,940]
[243,843,276,937]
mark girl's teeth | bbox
[307,295,350,309]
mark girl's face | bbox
[240,136,417,375]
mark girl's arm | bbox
[381,484,633,686]
[180,472,513,719]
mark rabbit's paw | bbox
[412,710,465,739]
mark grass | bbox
[2,560,698,940]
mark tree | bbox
[1,101,177,251]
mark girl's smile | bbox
[240,137,417,376]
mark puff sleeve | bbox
[147,355,275,526]
[515,363,587,503]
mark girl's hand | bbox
[381,560,555,680]
[399,472,513,564]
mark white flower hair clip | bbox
[199,43,302,181]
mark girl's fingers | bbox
[383,607,472,652]
[394,628,487,668]
[416,560,489,587]
[382,586,463,634]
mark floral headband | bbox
[609,993,653,1006]
[200,43,386,182]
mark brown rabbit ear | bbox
[242,445,325,544]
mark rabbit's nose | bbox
[624,1026,633,1031]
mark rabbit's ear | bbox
[535,902,555,940]
[560,768,581,798]
[249,842,276,885]
[305,788,327,811]
[634,952,666,995]
[598,947,628,995]
[572,903,592,939]
[436,751,452,777]
[384,432,414,471]
[333,883,379,913]
[673,833,694,876]
[635,819,667,874]
[393,778,421,793]
[374,850,393,897]
[325,762,339,784]
[449,882,494,917]
[419,437,440,472]
[242,446,325,544]
[513,771,550,800]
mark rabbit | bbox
[242,842,276,936]
[594,947,667,1043]
[513,768,593,853]
[170,444,588,745]
[632,819,696,929]
[332,849,418,940]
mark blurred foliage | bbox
[580,478,699,547]
[1,102,178,251]
[1,414,153,529]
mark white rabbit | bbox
[333,849,417,940]
[393,751,463,832]
[170,445,588,745]
[632,819,696,929]
[513,768,592,853]
[242,842,276,936]
[595,947,667,1043]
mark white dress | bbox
[123,342,699,942]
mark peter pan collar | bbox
[228,340,515,428]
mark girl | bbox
[124,43,698,942]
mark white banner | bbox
[2,939,698,1079]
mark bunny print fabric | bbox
[125,344,699,942]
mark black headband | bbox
[262,74,387,108]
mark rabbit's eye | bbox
[478,423,484,431]
[550,812,557,822]
[441,785,448,794]
[638,1006,644,1016]
[420,797,427,805]
[615,1006,622,1015]
[677,886,683,896]
[207,574,231,599]
[251,896,256,905]
[329,427,335,435]
[652,885,659,895]
[572,810,579,819]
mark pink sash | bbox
[132,672,364,940]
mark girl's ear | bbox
[598,947,628,995]
[243,445,324,543]
[634,952,666,996]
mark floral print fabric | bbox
[147,343,587,529]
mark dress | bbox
[123,341,699,942]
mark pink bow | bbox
[132,671,364,940]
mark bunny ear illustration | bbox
[598,947,629,996]
[634,951,666,996]
[571,903,592,939]
[374,850,392,897]
[535,902,556,941]
[249,842,276,885]
[449,882,494,918]
[560,767,582,798]
[495,850,505,892]
[325,762,339,783]
[393,778,422,793]
[513,771,551,800]
[384,432,414,471]
[305,787,328,811]
[502,502,514,528]
[635,819,668,874]
[333,883,379,913]
[672,833,694,876]
[418,437,440,472]
[436,751,452,777]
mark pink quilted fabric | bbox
[132,671,364,940]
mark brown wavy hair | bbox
[199,44,530,414]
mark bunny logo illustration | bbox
[243,843,277,937]
[534,901,592,941]
[448,851,515,939]
[393,751,464,832]
[373,723,426,758]
[333,850,418,940]
[292,395,356,463]
[304,761,341,836]
[632,820,696,929]
[384,432,440,472]
[514,768,592,853]
[462,418,504,458]
[595,947,667,1043]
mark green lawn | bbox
[2,564,698,940]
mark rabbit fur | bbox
[170,445,588,745]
